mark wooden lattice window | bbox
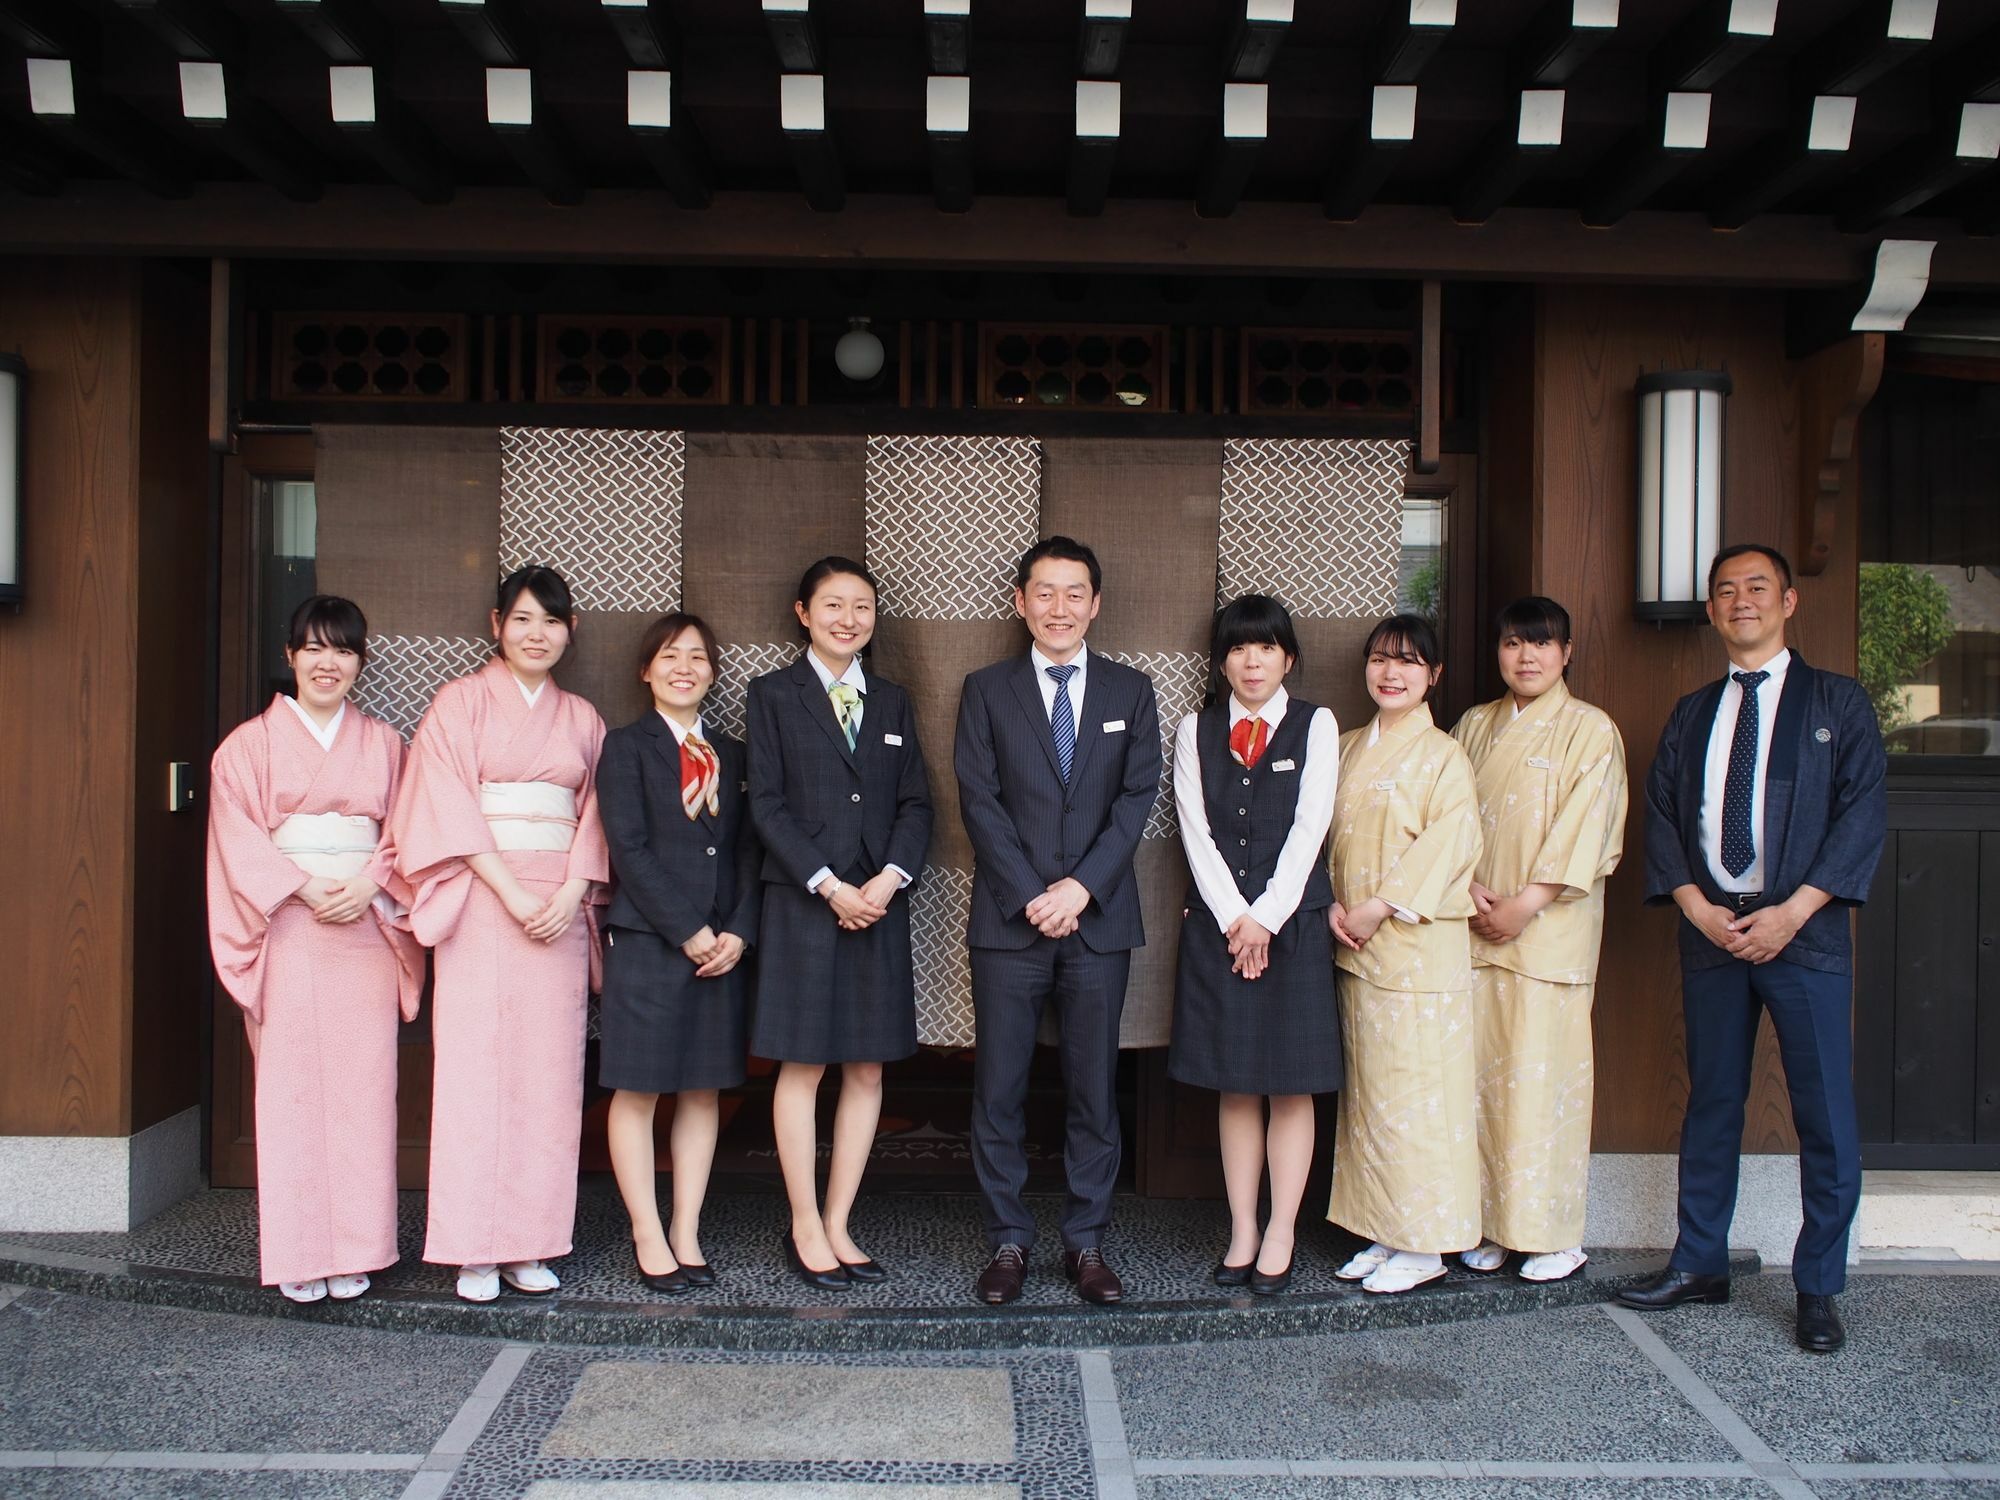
[537,316,733,405]
[1239,329,1415,416]
[273,314,466,401]
[978,323,1168,413]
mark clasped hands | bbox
[1469,880,1561,945]
[1024,876,1091,940]
[498,876,590,943]
[1328,896,1392,952]
[1677,884,1814,965]
[1225,913,1272,980]
[297,874,379,926]
[821,870,903,931]
[680,925,746,977]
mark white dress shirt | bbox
[654,709,705,744]
[1029,642,1089,722]
[1175,687,1339,933]
[801,648,913,895]
[1699,646,1791,894]
[282,695,346,752]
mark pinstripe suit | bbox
[955,649,1162,1251]
[746,654,934,1063]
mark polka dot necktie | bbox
[1047,663,1078,783]
[1720,670,1769,879]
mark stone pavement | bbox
[2,1267,1997,1499]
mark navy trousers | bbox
[1671,956,1862,1295]
[969,936,1130,1254]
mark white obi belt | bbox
[273,812,380,881]
[479,781,578,852]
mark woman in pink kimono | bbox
[206,595,423,1304]
[391,565,608,1303]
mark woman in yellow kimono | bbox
[1451,596,1627,1283]
[1327,614,1483,1294]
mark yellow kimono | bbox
[1326,704,1484,1253]
[1453,681,1628,1252]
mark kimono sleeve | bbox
[205,734,307,1017]
[1530,712,1630,899]
[565,704,611,889]
[391,681,499,888]
[1372,739,1482,922]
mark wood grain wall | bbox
[1486,284,1860,1154]
[0,258,213,1138]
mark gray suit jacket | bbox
[954,651,1162,952]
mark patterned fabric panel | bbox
[351,635,496,739]
[1217,437,1409,618]
[864,435,1041,622]
[1098,649,1209,840]
[704,641,804,743]
[909,865,977,1048]
[499,427,685,614]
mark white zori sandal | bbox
[1334,1243,1394,1281]
[456,1264,501,1303]
[1459,1241,1508,1273]
[279,1280,327,1303]
[500,1260,560,1295]
[1362,1251,1448,1295]
[326,1273,371,1300]
[1519,1248,1589,1283]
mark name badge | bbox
[1102,719,1126,733]
[884,733,904,746]
[1372,778,1397,791]
[1271,758,1297,773]
[1528,756,1553,769]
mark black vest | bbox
[1190,698,1334,917]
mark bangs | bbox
[1495,596,1572,647]
[1212,594,1300,660]
[288,595,368,661]
[1363,612,1440,666]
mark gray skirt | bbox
[1168,900,1345,1096]
[749,875,917,1065]
[598,924,750,1094]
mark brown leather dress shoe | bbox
[1064,1246,1124,1305]
[976,1244,1027,1305]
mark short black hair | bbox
[287,594,369,662]
[1363,612,1442,668]
[1209,594,1300,703]
[1494,595,1573,648]
[497,564,576,621]
[1015,536,1102,595]
[1707,543,1793,595]
[635,611,719,681]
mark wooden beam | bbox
[0,0,91,59]
[601,0,677,69]
[1581,91,1710,228]
[627,70,710,210]
[1372,0,1456,86]
[112,0,240,64]
[1068,80,1119,217]
[1325,85,1415,222]
[1794,333,1884,577]
[208,257,239,451]
[437,0,529,66]
[1196,82,1267,219]
[927,74,973,214]
[272,0,386,64]
[1651,0,1777,93]
[762,0,822,72]
[1837,103,2000,233]
[1416,277,1441,474]
[1224,0,1292,83]
[178,63,323,202]
[329,64,453,204]
[24,59,189,198]
[1793,0,1934,97]
[1078,0,1130,80]
[486,67,583,206]
[924,0,970,75]
[781,72,843,213]
[1452,89,1563,225]
[1509,0,1618,89]
[1707,94,1854,230]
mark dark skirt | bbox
[749,873,917,1065]
[1168,900,1345,1095]
[597,924,749,1094]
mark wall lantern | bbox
[1635,368,1731,622]
[834,317,885,384]
[0,353,22,611]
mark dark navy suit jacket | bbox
[954,651,1162,952]
[1643,653,1887,975]
[599,712,762,947]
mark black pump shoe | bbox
[1213,1259,1254,1288]
[838,1257,889,1284]
[1249,1256,1295,1296]
[635,1254,690,1296]
[783,1232,851,1290]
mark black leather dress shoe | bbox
[1796,1293,1845,1352]
[977,1244,1027,1305]
[1249,1256,1295,1297]
[675,1261,716,1288]
[1064,1247,1124,1305]
[1617,1268,1730,1310]
[782,1233,851,1290]
[635,1254,690,1296]
[1213,1259,1253,1288]
[838,1257,890,1284]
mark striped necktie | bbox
[1047,663,1078,783]
[679,732,720,820]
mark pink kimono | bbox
[391,656,607,1267]
[206,697,423,1287]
